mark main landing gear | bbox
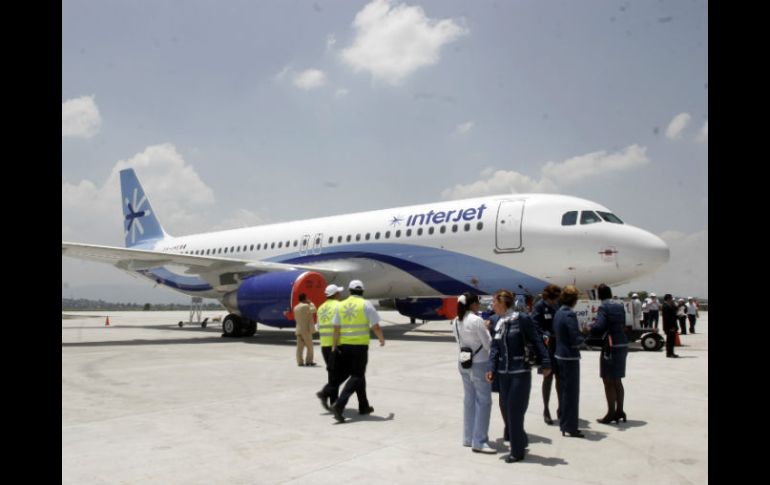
[221,314,257,338]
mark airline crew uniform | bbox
[553,305,585,434]
[488,310,551,462]
[589,300,629,378]
[331,294,380,416]
[294,300,317,366]
[532,299,559,376]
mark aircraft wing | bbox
[62,242,341,293]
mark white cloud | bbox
[455,121,473,135]
[340,0,468,85]
[441,170,558,200]
[62,95,102,138]
[540,144,649,186]
[293,69,327,90]
[665,112,692,140]
[210,208,267,231]
[696,120,708,143]
[274,65,292,82]
[442,145,649,200]
[614,229,708,298]
[62,144,216,245]
[335,88,349,98]
[326,34,337,51]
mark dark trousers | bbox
[321,346,338,403]
[558,360,580,433]
[334,345,370,412]
[677,316,687,334]
[665,329,677,356]
[688,314,697,333]
[498,372,531,459]
[649,310,660,330]
[642,313,649,328]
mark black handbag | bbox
[454,318,482,369]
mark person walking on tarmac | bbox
[532,284,562,425]
[686,297,699,333]
[648,293,660,331]
[330,280,385,423]
[662,294,679,358]
[314,284,345,411]
[485,290,552,463]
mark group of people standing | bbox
[632,293,700,358]
[453,283,629,463]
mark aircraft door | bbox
[312,233,323,255]
[495,200,525,252]
[300,234,311,256]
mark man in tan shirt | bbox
[294,293,317,366]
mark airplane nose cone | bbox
[631,229,669,272]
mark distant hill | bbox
[62,298,224,312]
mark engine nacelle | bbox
[224,270,327,327]
[395,297,458,321]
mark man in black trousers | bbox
[661,294,679,358]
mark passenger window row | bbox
[175,221,485,256]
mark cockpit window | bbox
[561,211,578,226]
[597,211,624,224]
[580,211,602,225]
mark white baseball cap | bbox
[650,292,656,297]
[325,284,344,297]
[632,293,638,298]
[348,279,365,290]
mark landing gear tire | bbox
[222,314,242,338]
[178,321,183,328]
[410,317,416,324]
[641,333,662,351]
[243,320,257,337]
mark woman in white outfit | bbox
[453,292,495,453]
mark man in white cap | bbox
[647,293,660,331]
[686,297,699,333]
[315,284,344,410]
[631,294,642,328]
[329,279,386,423]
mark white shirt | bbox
[453,312,492,363]
[332,296,381,328]
[686,303,698,315]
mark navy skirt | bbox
[599,346,628,379]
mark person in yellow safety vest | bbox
[315,284,344,411]
[329,279,385,423]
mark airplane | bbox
[62,168,669,337]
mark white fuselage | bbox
[137,193,669,300]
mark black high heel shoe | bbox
[616,411,627,423]
[543,409,554,425]
[562,430,585,438]
[596,413,618,424]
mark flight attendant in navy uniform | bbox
[553,285,585,437]
[531,284,562,425]
[486,290,552,463]
[589,284,630,424]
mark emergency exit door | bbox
[495,200,525,252]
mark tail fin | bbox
[120,169,169,247]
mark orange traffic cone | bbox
[105,316,110,326]
[675,332,681,346]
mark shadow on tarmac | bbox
[61,321,457,348]
[497,453,568,467]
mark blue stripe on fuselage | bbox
[272,243,547,295]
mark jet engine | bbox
[223,270,327,327]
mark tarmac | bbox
[62,310,708,485]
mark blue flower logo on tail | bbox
[125,187,152,244]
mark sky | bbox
[62,0,708,303]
